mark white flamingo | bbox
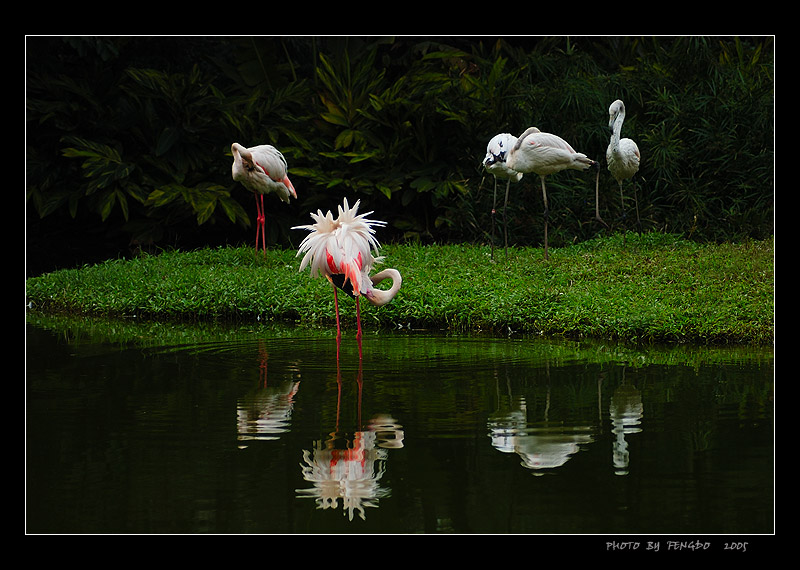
[483,133,524,258]
[231,142,297,254]
[293,198,402,344]
[606,100,641,235]
[502,127,598,260]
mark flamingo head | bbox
[231,143,256,185]
[483,133,516,169]
[608,100,625,128]
[483,133,523,182]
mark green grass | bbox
[25,233,774,345]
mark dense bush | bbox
[26,36,774,274]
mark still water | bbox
[26,314,774,535]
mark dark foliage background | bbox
[26,36,774,276]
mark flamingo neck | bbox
[611,108,625,151]
[513,127,541,152]
[365,269,402,306]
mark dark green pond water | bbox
[25,314,774,536]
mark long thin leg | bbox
[356,359,363,424]
[633,180,642,235]
[491,176,498,259]
[330,280,341,342]
[327,279,342,361]
[356,296,364,361]
[335,359,342,424]
[619,181,627,247]
[503,178,511,258]
[259,194,266,254]
[254,193,262,253]
[541,176,549,261]
[356,296,363,342]
[595,168,608,228]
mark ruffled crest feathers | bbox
[293,199,386,296]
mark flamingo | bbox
[293,198,402,347]
[483,133,524,258]
[231,142,297,255]
[606,100,641,236]
[497,127,598,260]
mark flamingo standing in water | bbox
[293,198,402,347]
[483,133,524,258]
[231,142,297,255]
[606,100,641,236]
[492,127,598,260]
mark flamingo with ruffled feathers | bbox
[231,142,297,255]
[483,133,523,258]
[486,127,598,260]
[293,198,402,347]
[606,100,641,236]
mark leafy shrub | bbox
[26,36,773,273]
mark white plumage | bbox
[506,127,596,176]
[501,127,598,260]
[483,133,524,258]
[484,133,524,184]
[293,198,402,343]
[231,142,297,253]
[605,100,641,234]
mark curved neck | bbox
[366,269,402,306]
[610,107,625,150]
[513,127,541,152]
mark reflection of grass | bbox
[26,233,773,345]
[26,310,773,370]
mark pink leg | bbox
[331,281,341,341]
[355,296,363,360]
[356,359,363,425]
[356,296,363,342]
[259,194,266,255]
[331,283,342,361]
[254,194,262,253]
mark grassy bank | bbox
[25,233,774,345]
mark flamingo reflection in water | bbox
[293,198,402,355]
[609,370,643,476]
[296,360,404,521]
[489,412,595,470]
[488,379,596,472]
[236,341,301,447]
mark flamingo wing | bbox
[512,129,594,175]
[607,138,641,182]
[232,143,297,202]
[249,145,287,180]
[523,131,576,153]
[251,145,297,200]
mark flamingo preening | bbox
[486,127,598,260]
[231,142,297,255]
[293,198,402,349]
[606,100,641,236]
[483,133,524,258]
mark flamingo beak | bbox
[483,151,505,168]
[285,178,297,199]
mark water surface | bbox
[25,314,774,535]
